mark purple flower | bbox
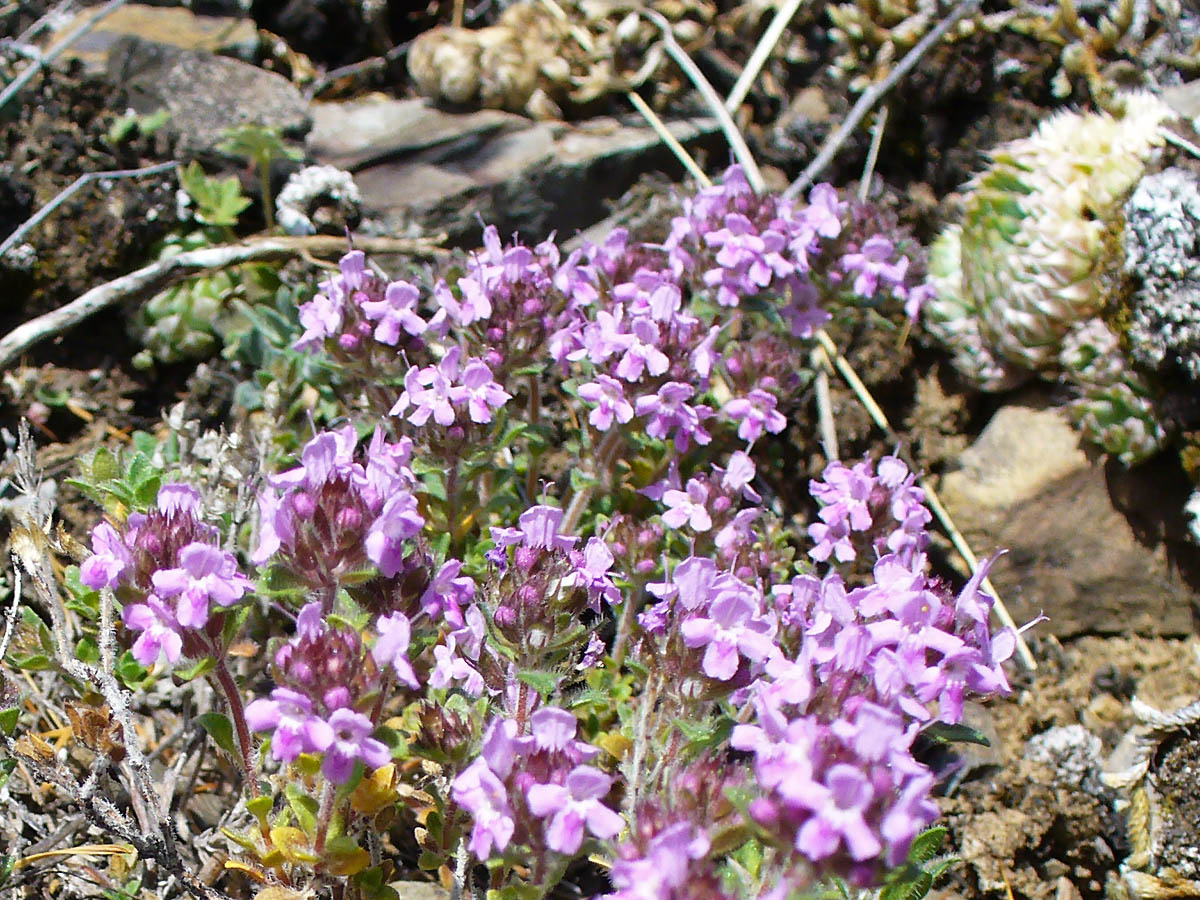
[459,359,511,423]
[360,279,427,344]
[722,390,787,444]
[690,325,722,379]
[605,822,710,900]
[373,612,420,689]
[122,595,184,666]
[392,351,460,427]
[796,764,883,862]
[157,483,202,516]
[420,559,474,627]
[562,537,621,609]
[527,766,624,854]
[496,505,578,553]
[841,235,909,299]
[452,757,515,859]
[614,317,669,382]
[245,687,335,763]
[721,451,761,502]
[581,307,634,364]
[365,491,424,577]
[430,638,485,695]
[635,382,713,452]
[294,292,345,350]
[661,478,712,532]
[716,508,760,550]
[151,542,251,626]
[577,375,634,431]
[480,716,519,779]
[80,522,132,590]
[322,708,391,784]
[680,584,776,680]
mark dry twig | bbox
[0,160,179,262]
[783,0,980,200]
[640,7,765,192]
[0,0,127,111]
[0,234,447,369]
[724,0,804,113]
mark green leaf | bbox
[133,472,162,509]
[217,124,303,165]
[10,653,52,672]
[920,721,990,747]
[0,855,12,888]
[91,447,120,482]
[285,782,319,834]
[179,160,251,227]
[0,708,19,736]
[247,795,273,824]
[516,669,561,696]
[116,652,148,687]
[196,712,238,756]
[173,656,215,682]
[416,850,443,871]
[907,826,948,865]
[75,637,100,665]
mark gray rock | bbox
[938,405,1197,637]
[309,97,720,242]
[112,43,310,156]
[1124,168,1200,380]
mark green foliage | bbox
[67,439,167,520]
[196,712,238,756]
[876,827,958,900]
[107,108,170,145]
[217,124,302,231]
[179,161,252,228]
[134,162,289,367]
[221,285,342,436]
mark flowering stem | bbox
[211,657,260,800]
[611,574,646,668]
[526,374,541,500]
[562,427,623,535]
[313,778,337,857]
[515,680,529,734]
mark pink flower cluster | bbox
[808,455,932,566]
[295,250,427,353]
[451,708,622,860]
[244,603,405,784]
[80,484,251,667]
[252,425,424,583]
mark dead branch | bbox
[784,0,980,200]
[0,234,448,369]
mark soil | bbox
[1,3,1199,900]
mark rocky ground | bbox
[2,2,1200,899]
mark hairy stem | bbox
[562,427,623,535]
[211,658,260,800]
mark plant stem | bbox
[562,427,623,535]
[259,156,276,232]
[211,657,260,799]
[313,778,337,857]
[610,577,643,669]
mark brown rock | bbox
[938,405,1197,637]
[51,4,259,72]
